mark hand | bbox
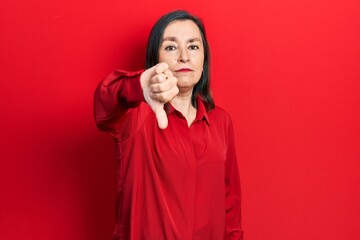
[140,62,179,129]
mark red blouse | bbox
[94,69,243,240]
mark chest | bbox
[144,113,228,168]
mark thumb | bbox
[154,104,168,129]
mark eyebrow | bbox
[162,36,202,43]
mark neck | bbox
[170,91,196,126]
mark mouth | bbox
[175,68,193,73]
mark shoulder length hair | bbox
[146,10,214,110]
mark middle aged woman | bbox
[94,10,243,240]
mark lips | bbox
[175,68,193,72]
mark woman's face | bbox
[158,20,204,92]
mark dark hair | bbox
[146,10,214,110]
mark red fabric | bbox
[94,69,243,240]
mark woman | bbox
[94,10,243,240]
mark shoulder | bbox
[207,104,233,127]
[208,104,231,118]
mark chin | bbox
[178,76,200,83]
[177,78,199,87]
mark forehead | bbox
[162,20,202,40]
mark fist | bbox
[140,62,179,129]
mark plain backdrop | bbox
[1,0,359,239]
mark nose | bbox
[178,47,189,63]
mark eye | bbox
[164,45,176,51]
[189,45,200,50]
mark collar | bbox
[165,95,210,126]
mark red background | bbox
[1,0,359,239]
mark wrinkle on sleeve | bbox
[93,69,145,138]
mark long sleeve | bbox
[224,117,243,240]
[93,69,145,138]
